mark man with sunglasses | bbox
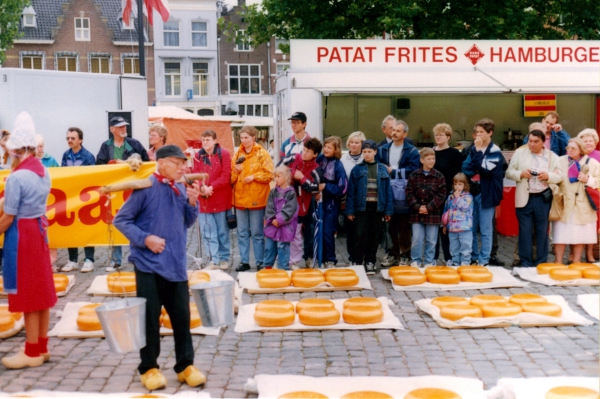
[60,127,96,272]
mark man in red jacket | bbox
[192,130,232,270]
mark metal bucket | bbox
[190,280,234,327]
[95,297,146,354]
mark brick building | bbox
[2,0,155,105]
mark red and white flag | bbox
[121,0,170,26]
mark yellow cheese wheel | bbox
[481,303,522,318]
[107,272,136,293]
[549,268,582,281]
[545,386,599,399]
[342,306,384,324]
[343,297,382,310]
[509,294,547,306]
[256,300,295,313]
[424,266,456,275]
[257,274,292,289]
[295,298,335,314]
[254,307,295,327]
[427,272,460,285]
[568,263,599,272]
[257,269,289,278]
[278,392,329,399]
[537,263,567,275]
[393,273,427,286]
[291,269,323,278]
[77,304,102,331]
[457,265,487,273]
[431,296,469,309]
[470,295,508,309]
[53,273,69,285]
[0,305,22,321]
[323,268,357,277]
[582,268,600,280]
[439,304,482,321]
[292,273,326,288]
[459,270,493,283]
[298,307,340,326]
[188,270,211,286]
[0,277,3,293]
[161,303,202,329]
[341,392,393,399]
[326,273,359,287]
[404,388,462,399]
[388,266,421,277]
[0,314,15,332]
[53,273,69,292]
[521,301,562,317]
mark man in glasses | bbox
[60,127,96,273]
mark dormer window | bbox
[22,5,37,28]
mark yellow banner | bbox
[0,163,156,247]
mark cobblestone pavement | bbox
[0,230,597,397]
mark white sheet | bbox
[234,296,403,333]
[415,295,595,328]
[577,294,599,320]
[1,275,75,298]
[48,302,221,338]
[252,374,485,399]
[0,390,211,398]
[490,377,599,399]
[515,267,599,286]
[382,266,528,291]
[237,265,373,292]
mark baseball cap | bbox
[288,112,307,123]
[362,140,378,150]
[109,116,130,127]
[156,145,187,160]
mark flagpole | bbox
[137,0,145,77]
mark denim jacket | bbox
[346,161,393,216]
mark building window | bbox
[235,30,251,51]
[198,109,214,116]
[122,55,139,74]
[164,62,181,96]
[276,62,289,76]
[90,53,111,73]
[22,5,37,28]
[239,104,269,117]
[191,22,207,47]
[56,52,78,72]
[75,17,90,41]
[193,62,208,96]
[275,37,289,54]
[21,53,44,69]
[163,21,179,47]
[228,64,260,95]
[122,17,134,30]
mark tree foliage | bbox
[221,0,600,51]
[0,0,28,64]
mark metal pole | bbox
[137,0,145,77]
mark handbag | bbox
[548,184,564,221]
[441,210,450,226]
[390,169,409,214]
[582,158,600,211]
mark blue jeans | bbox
[450,230,473,266]
[236,208,265,265]
[264,238,291,270]
[111,246,122,264]
[516,194,551,266]
[411,223,438,266]
[199,211,230,263]
[471,194,494,265]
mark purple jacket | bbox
[264,186,298,243]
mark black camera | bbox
[530,171,539,176]
[236,156,246,164]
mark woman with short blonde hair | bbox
[147,124,168,161]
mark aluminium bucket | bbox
[190,280,234,327]
[95,297,146,354]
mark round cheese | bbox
[424,266,456,275]
[545,386,599,399]
[457,265,487,273]
[298,307,340,326]
[291,269,323,278]
[549,268,582,281]
[77,304,102,331]
[481,303,522,318]
[0,305,22,321]
[189,271,211,286]
[342,306,384,324]
[389,266,421,277]
[292,273,326,288]
[521,301,562,317]
[340,392,393,399]
[393,273,427,286]
[343,297,382,310]
[161,303,202,329]
[0,314,15,333]
[431,296,469,309]
[568,263,599,272]
[439,304,482,321]
[326,273,359,287]
[470,295,508,309]
[254,307,295,327]
[278,392,328,399]
[404,388,462,399]
[256,300,295,313]
[323,268,357,277]
[107,272,137,293]
[509,294,547,306]
[459,270,493,283]
[537,263,567,275]
[53,273,69,292]
[582,268,600,280]
[427,272,460,285]
[257,274,292,289]
[257,269,289,278]
[295,298,335,314]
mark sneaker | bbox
[256,264,264,272]
[106,260,121,272]
[235,263,250,272]
[305,258,313,268]
[478,263,489,267]
[140,368,167,390]
[290,263,300,270]
[364,262,376,275]
[324,262,336,269]
[1,351,44,369]
[381,255,398,267]
[204,262,219,270]
[61,261,78,272]
[410,261,421,267]
[81,260,94,273]
[219,260,229,270]
[177,365,206,387]
[470,260,478,265]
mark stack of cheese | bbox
[545,386,599,399]
[107,271,136,293]
[391,265,493,286]
[253,297,384,327]
[432,293,562,321]
[0,304,23,333]
[278,388,462,399]
[76,303,102,331]
[160,303,201,329]
[256,268,360,289]
[189,270,211,286]
[538,263,600,281]
[53,273,69,293]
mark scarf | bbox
[153,172,180,196]
[567,157,581,183]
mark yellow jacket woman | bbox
[231,142,273,210]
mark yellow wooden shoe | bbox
[140,368,167,391]
[177,365,206,387]
[1,350,44,369]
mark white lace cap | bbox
[7,112,37,150]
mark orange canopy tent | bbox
[148,106,234,153]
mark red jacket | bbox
[285,153,322,217]
[192,144,232,213]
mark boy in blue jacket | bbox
[346,140,393,274]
